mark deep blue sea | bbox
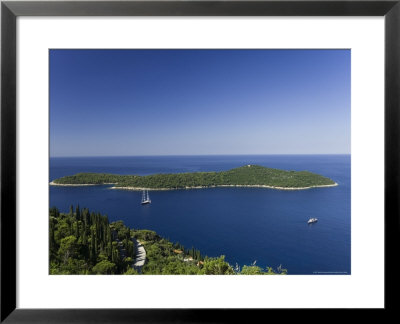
[49,155,350,275]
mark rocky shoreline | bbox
[107,183,338,191]
[50,181,338,191]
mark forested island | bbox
[50,206,286,275]
[51,164,337,190]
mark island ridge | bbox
[51,164,337,190]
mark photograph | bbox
[49,49,351,276]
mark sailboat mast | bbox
[141,189,151,205]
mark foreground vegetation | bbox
[52,165,336,189]
[50,206,286,275]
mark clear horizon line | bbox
[50,153,351,158]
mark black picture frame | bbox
[1,0,399,322]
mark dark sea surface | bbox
[49,155,351,275]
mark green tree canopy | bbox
[201,256,235,275]
[92,260,117,274]
[58,235,78,264]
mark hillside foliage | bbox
[53,165,335,189]
[49,206,286,275]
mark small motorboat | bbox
[307,218,318,224]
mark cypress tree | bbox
[90,212,96,227]
[94,236,98,256]
[82,225,87,245]
[75,205,81,222]
[91,241,96,264]
[69,205,74,218]
[75,221,79,239]
[49,221,57,253]
[107,242,112,258]
[67,219,72,236]
[89,228,96,263]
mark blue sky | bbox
[50,49,350,157]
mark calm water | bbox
[49,155,351,275]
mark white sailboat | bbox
[141,190,151,205]
[307,217,318,224]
